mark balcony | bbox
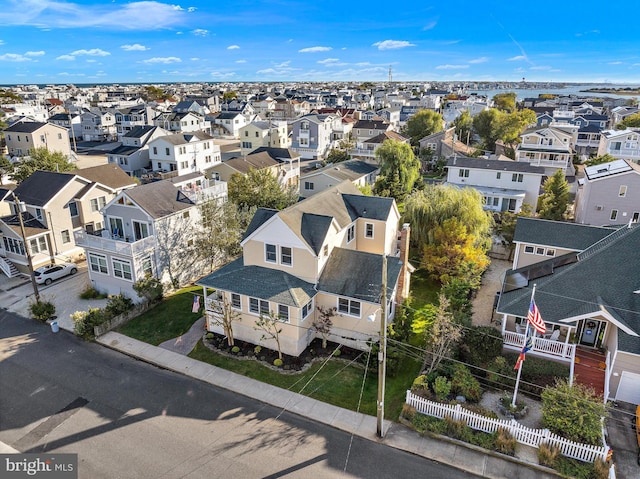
[180,180,228,203]
[74,230,156,258]
[350,148,377,158]
[502,329,575,361]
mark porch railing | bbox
[503,330,575,360]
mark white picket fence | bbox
[405,390,610,464]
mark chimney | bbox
[396,223,411,304]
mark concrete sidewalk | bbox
[95,331,561,479]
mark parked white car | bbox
[34,263,78,285]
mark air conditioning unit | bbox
[595,205,603,211]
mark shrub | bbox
[537,442,560,467]
[593,459,610,479]
[433,376,451,401]
[444,416,472,442]
[554,456,598,479]
[411,374,429,392]
[231,346,240,354]
[205,332,214,339]
[487,356,516,389]
[401,404,417,421]
[29,300,56,321]
[132,275,164,302]
[332,349,341,357]
[105,294,133,316]
[458,325,503,367]
[494,428,517,456]
[79,286,107,299]
[450,363,482,402]
[273,358,283,367]
[254,345,262,355]
[73,307,110,340]
[541,378,606,445]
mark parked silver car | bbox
[34,263,78,285]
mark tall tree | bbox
[616,112,640,129]
[10,147,75,183]
[228,168,298,210]
[492,92,517,113]
[313,306,336,348]
[497,109,537,148]
[584,153,617,167]
[373,139,421,201]
[538,169,570,221]
[472,108,503,151]
[453,110,473,145]
[495,203,534,260]
[402,109,444,146]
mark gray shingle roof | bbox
[498,224,640,354]
[446,157,545,174]
[317,248,403,303]
[4,121,47,133]
[306,160,378,182]
[123,180,194,218]
[71,164,136,190]
[513,217,616,250]
[196,258,316,307]
[242,208,279,241]
[13,171,76,207]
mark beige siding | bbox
[513,242,576,269]
[610,351,640,398]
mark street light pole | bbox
[377,253,387,438]
[14,193,40,303]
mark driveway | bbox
[471,258,511,327]
[0,260,108,331]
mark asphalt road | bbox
[0,311,480,479]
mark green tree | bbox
[222,91,238,101]
[195,199,256,271]
[325,148,350,164]
[373,140,421,201]
[472,108,503,151]
[538,169,570,221]
[142,86,173,102]
[0,89,23,103]
[584,153,617,167]
[497,109,537,149]
[10,147,75,183]
[412,295,462,374]
[541,378,607,445]
[402,109,444,146]
[228,168,298,210]
[0,157,12,185]
[616,112,640,129]
[403,184,493,249]
[453,110,473,145]
[492,92,517,113]
[495,203,534,260]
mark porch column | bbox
[500,313,507,334]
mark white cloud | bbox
[121,44,148,51]
[318,58,339,64]
[608,61,623,65]
[469,57,488,64]
[530,65,552,70]
[190,57,200,61]
[274,61,290,68]
[187,7,197,12]
[0,53,31,62]
[0,1,190,31]
[25,51,45,57]
[372,40,415,50]
[142,56,182,64]
[423,21,437,31]
[508,55,527,61]
[435,64,469,70]
[298,46,332,53]
[56,54,76,61]
[0,40,4,45]
[227,45,240,50]
[235,59,247,63]
[210,71,236,79]
[71,48,110,57]
[192,29,209,37]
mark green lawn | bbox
[188,340,420,419]
[116,286,202,346]
[408,267,440,309]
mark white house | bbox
[148,132,221,176]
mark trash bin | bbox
[50,319,59,333]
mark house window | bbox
[90,198,100,212]
[34,208,43,220]
[281,246,292,266]
[546,249,556,257]
[365,223,374,239]
[347,224,355,243]
[3,237,25,255]
[68,201,79,217]
[29,237,48,254]
[524,245,534,254]
[512,173,524,183]
[338,297,361,317]
[458,169,470,178]
[619,185,627,197]
[278,304,289,322]
[249,297,269,315]
[302,300,313,319]
[231,293,241,310]
[610,209,618,221]
[245,131,248,137]
[304,181,314,191]
[183,211,190,219]
[535,247,545,255]
[323,244,329,257]
[496,172,501,179]
[242,141,252,149]
[633,212,640,223]
[89,253,108,274]
[265,244,277,262]
[299,137,309,146]
[112,258,132,280]
[61,230,71,244]
[153,147,157,155]
[141,256,153,276]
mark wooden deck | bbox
[573,347,606,397]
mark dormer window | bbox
[347,225,355,243]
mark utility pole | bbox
[14,193,40,303]
[377,253,387,438]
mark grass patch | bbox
[116,286,202,346]
[189,340,420,419]
[409,267,440,309]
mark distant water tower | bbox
[522,77,526,83]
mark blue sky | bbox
[1,0,639,85]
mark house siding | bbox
[575,171,640,225]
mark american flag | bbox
[527,299,546,335]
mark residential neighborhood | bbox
[2,79,640,479]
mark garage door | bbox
[615,371,640,405]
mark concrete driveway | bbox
[0,260,108,331]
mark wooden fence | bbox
[405,390,610,464]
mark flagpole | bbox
[512,283,536,408]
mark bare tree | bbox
[254,311,284,360]
[418,294,462,373]
[208,292,240,346]
[313,306,336,348]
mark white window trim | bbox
[112,257,133,281]
[619,185,627,197]
[278,304,290,323]
[231,293,242,311]
[89,252,108,275]
[248,297,270,316]
[337,297,361,318]
[347,224,355,244]
[280,246,293,267]
[364,222,374,239]
[301,299,313,320]
[265,243,277,263]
